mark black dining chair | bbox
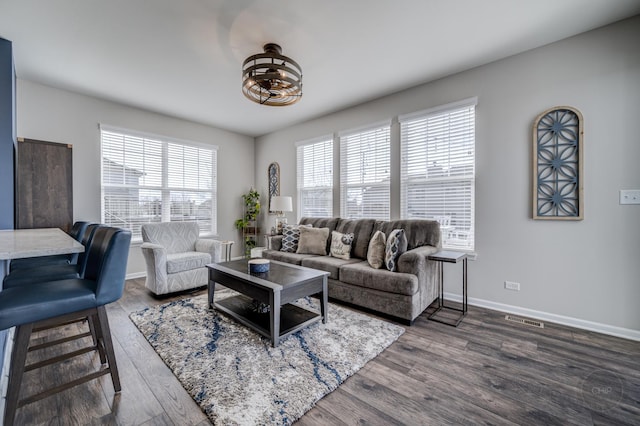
[9,221,93,271]
[0,226,131,426]
[3,223,102,288]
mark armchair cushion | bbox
[166,252,210,274]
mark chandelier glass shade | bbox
[242,43,303,106]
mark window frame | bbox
[100,124,218,243]
[296,135,334,221]
[399,98,477,251]
[339,121,391,221]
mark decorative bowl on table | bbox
[248,258,270,273]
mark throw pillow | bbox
[385,229,408,272]
[367,230,386,269]
[280,224,312,253]
[297,227,330,255]
[330,231,354,260]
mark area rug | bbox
[129,291,404,425]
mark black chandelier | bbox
[242,43,303,106]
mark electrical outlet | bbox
[505,281,520,291]
[620,189,640,205]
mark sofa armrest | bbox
[265,235,283,251]
[195,238,222,263]
[397,245,441,303]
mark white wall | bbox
[16,79,255,275]
[255,16,640,333]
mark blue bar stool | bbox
[0,226,131,426]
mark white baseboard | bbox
[443,292,640,342]
[125,271,146,280]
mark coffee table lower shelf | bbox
[215,295,322,342]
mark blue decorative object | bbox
[533,106,583,220]
[248,258,270,273]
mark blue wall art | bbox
[533,106,584,220]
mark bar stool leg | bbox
[5,323,34,426]
[88,314,106,364]
[96,306,121,392]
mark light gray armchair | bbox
[140,222,222,295]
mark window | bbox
[400,99,476,250]
[340,122,391,220]
[100,125,217,242]
[296,136,333,219]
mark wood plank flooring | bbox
[12,278,640,425]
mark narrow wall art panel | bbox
[268,162,280,211]
[532,106,584,220]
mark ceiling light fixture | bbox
[242,43,302,106]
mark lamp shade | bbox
[270,196,293,212]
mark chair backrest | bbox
[77,224,102,277]
[141,222,199,254]
[67,221,93,264]
[69,221,91,241]
[83,227,132,305]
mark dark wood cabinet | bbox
[16,138,73,233]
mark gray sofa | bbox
[262,217,442,324]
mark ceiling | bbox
[1,1,639,138]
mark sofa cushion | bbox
[367,230,386,269]
[297,226,330,255]
[374,219,440,250]
[330,231,354,259]
[339,261,418,296]
[300,217,340,253]
[262,250,318,265]
[335,218,375,259]
[281,224,312,253]
[385,229,408,272]
[166,251,211,274]
[301,256,360,280]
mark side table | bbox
[427,250,468,327]
[220,240,234,262]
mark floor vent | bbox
[505,315,544,328]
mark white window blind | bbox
[340,123,390,220]
[100,126,217,241]
[400,100,476,250]
[296,137,333,219]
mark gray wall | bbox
[16,79,255,275]
[255,17,640,333]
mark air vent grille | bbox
[505,315,544,328]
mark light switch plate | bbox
[620,190,640,205]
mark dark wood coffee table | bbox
[207,259,329,347]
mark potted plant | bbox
[235,188,261,256]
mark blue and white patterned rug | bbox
[129,291,404,425]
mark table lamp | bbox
[270,196,293,234]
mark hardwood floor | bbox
[13,278,640,425]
